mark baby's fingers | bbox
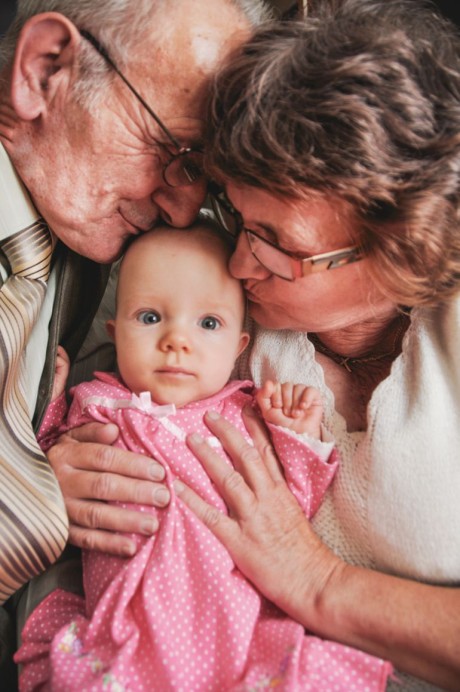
[298,386,323,412]
[256,380,279,415]
[280,382,295,416]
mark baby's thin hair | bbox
[114,215,237,310]
[193,211,236,257]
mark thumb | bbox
[62,421,120,445]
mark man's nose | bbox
[229,232,271,280]
[154,178,208,228]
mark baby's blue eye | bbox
[200,316,221,330]
[137,310,160,325]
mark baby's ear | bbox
[237,331,250,357]
[106,319,116,341]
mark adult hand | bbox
[48,422,170,556]
[176,408,460,688]
[175,405,343,626]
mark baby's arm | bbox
[256,380,336,517]
[51,345,70,401]
[255,380,323,438]
[38,346,71,452]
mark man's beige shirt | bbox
[0,144,56,416]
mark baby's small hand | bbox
[255,380,323,438]
[51,346,70,402]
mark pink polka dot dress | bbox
[16,374,392,691]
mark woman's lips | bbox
[244,288,260,303]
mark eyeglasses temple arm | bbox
[303,247,363,275]
[79,29,182,150]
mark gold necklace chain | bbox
[309,314,410,373]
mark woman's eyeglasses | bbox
[210,188,364,281]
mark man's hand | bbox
[48,422,169,556]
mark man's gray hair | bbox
[0,0,271,106]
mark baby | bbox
[16,220,390,691]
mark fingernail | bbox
[188,432,204,444]
[122,542,136,557]
[154,487,170,506]
[140,518,158,535]
[173,479,185,495]
[206,410,220,421]
[149,463,165,481]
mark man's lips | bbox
[118,209,153,234]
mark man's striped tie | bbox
[0,220,68,604]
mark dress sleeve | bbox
[36,393,70,452]
[37,385,95,452]
[267,422,339,519]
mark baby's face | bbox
[109,228,249,407]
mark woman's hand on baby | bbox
[177,406,342,626]
[256,380,323,437]
[48,423,169,557]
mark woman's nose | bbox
[229,232,271,280]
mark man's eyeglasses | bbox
[210,188,364,281]
[79,30,204,188]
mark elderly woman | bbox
[175,0,460,689]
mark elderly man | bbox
[0,0,270,684]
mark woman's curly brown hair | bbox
[206,0,460,307]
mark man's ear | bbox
[10,12,82,121]
[106,319,116,342]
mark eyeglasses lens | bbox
[164,151,204,187]
[246,233,293,280]
[211,195,240,236]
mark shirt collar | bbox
[0,143,41,242]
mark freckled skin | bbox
[0,0,251,262]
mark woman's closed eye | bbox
[137,310,161,325]
[199,315,222,330]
